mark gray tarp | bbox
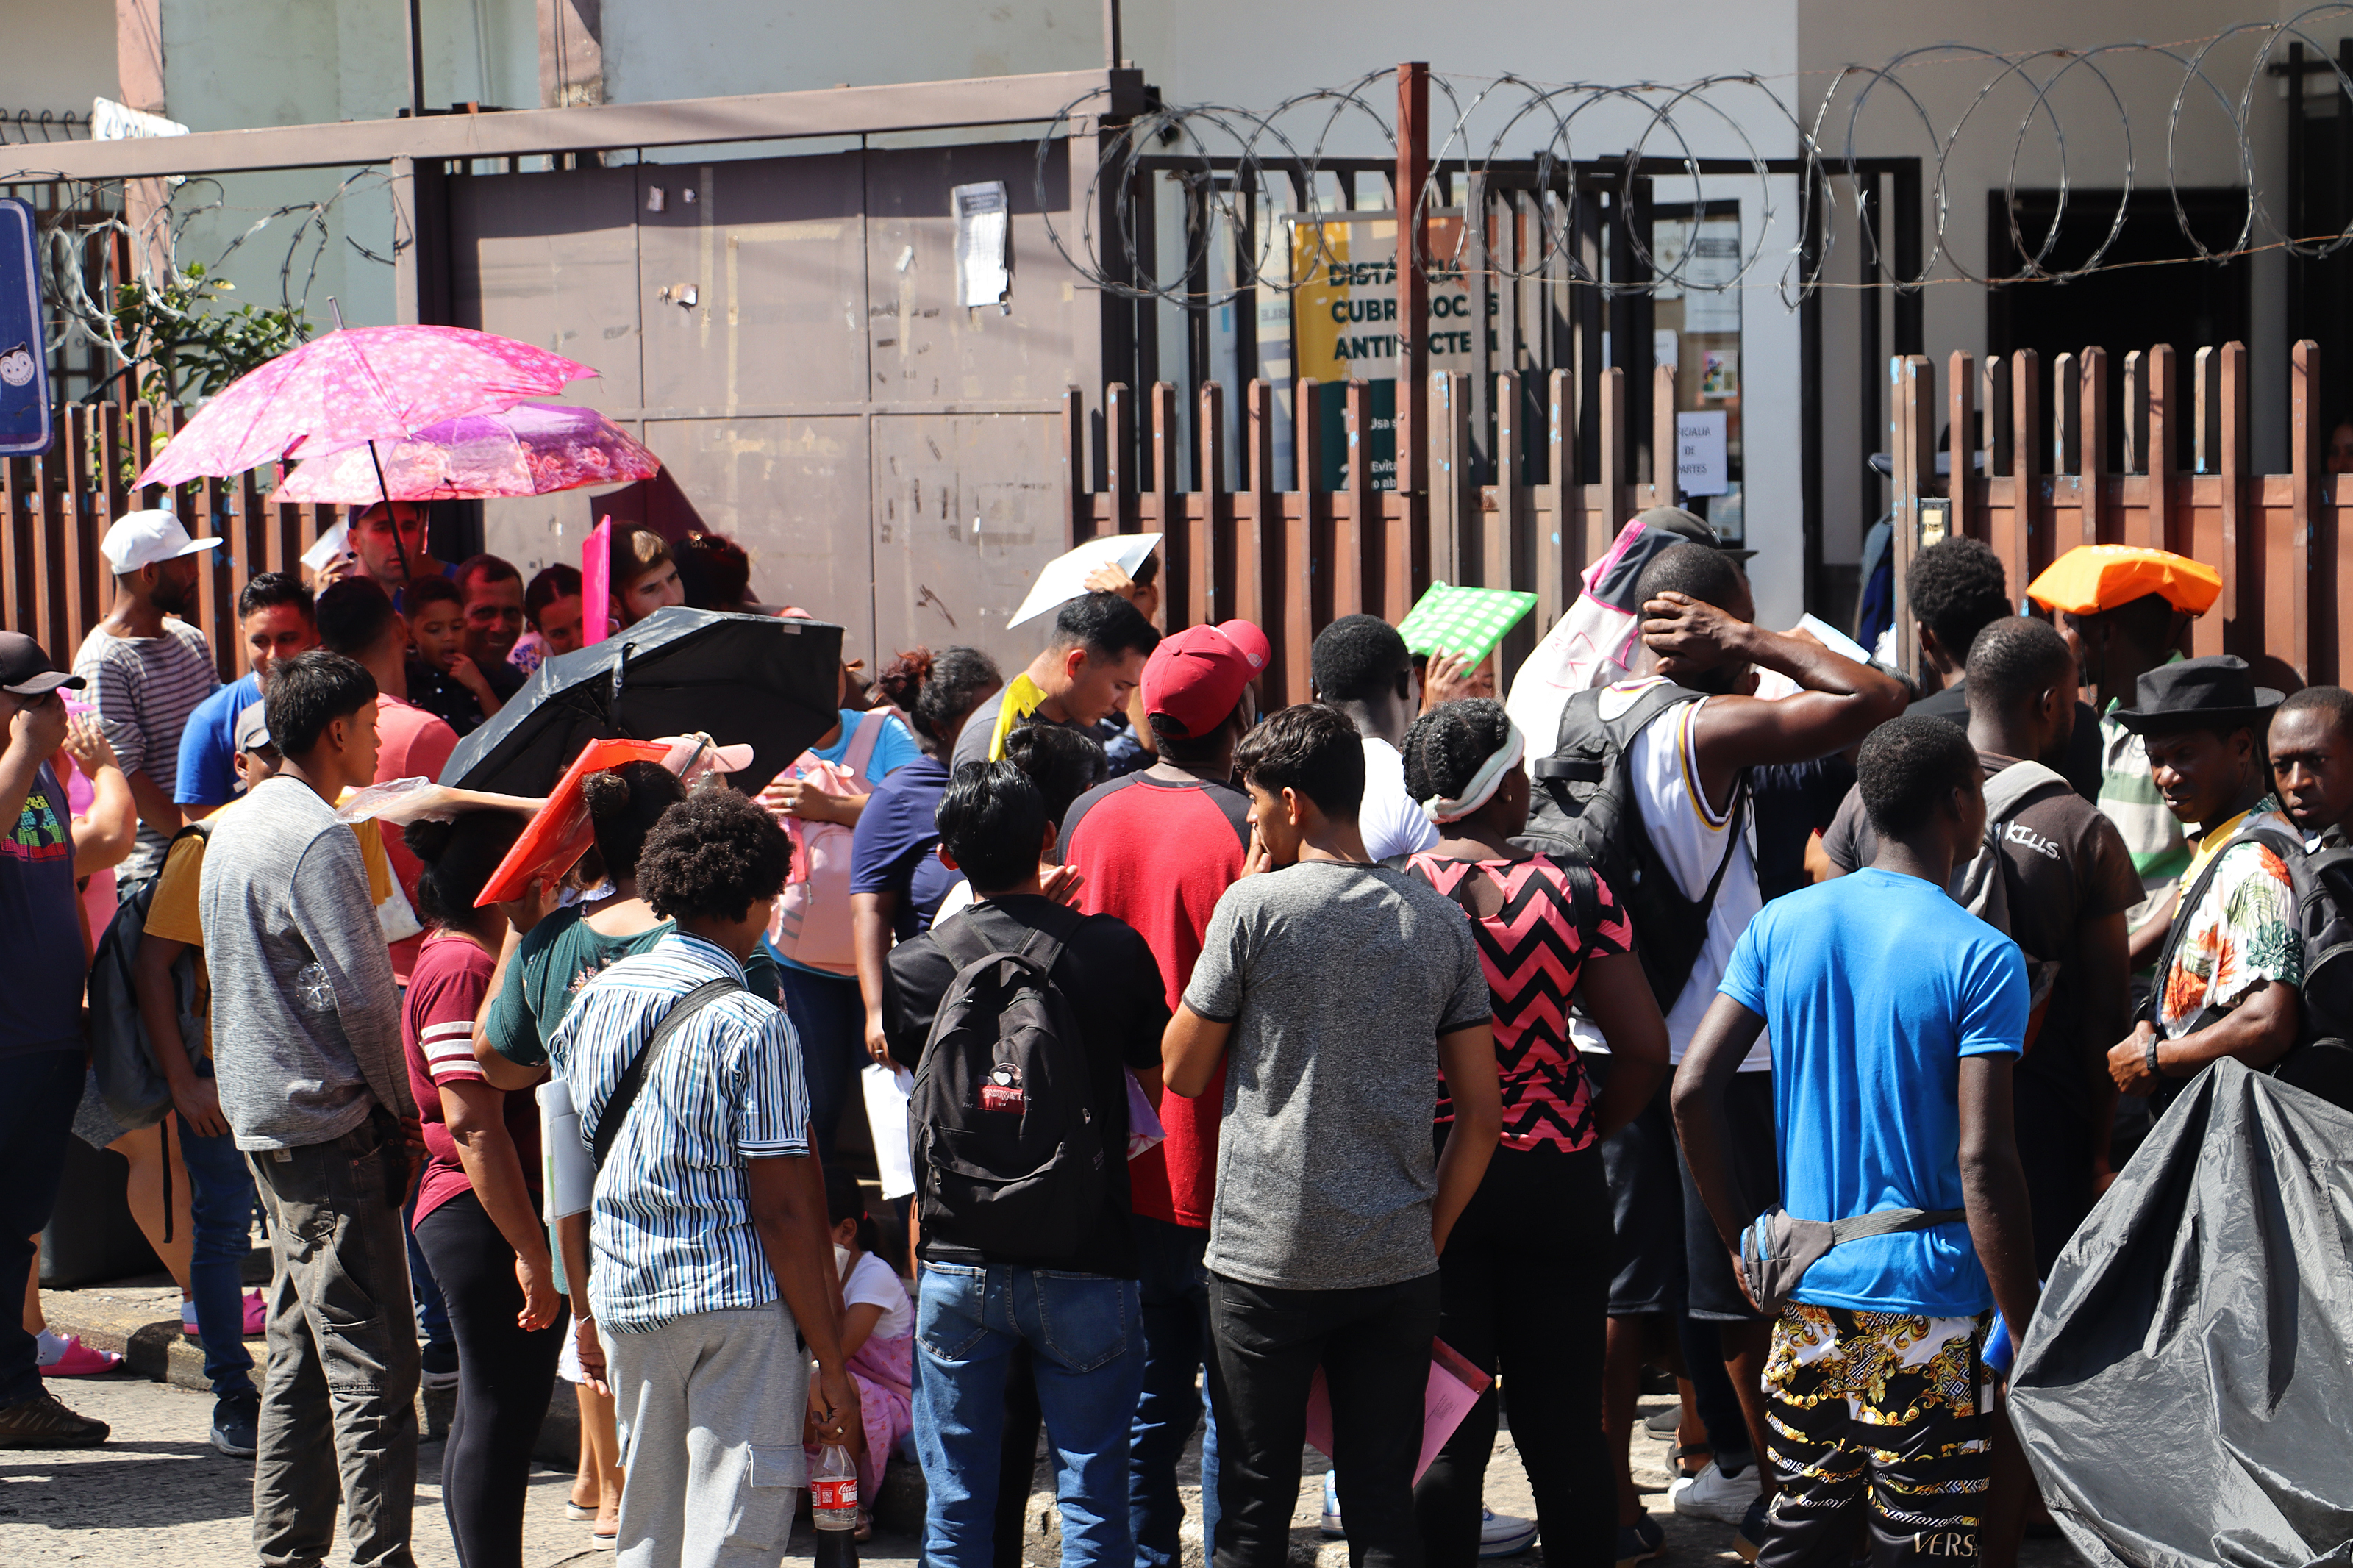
[2010,1058,2353,1568]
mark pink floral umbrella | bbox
[274,404,658,503]
[135,325,597,489]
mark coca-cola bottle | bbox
[812,1441,859,1568]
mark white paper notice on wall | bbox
[952,180,1011,309]
[1676,410,1729,498]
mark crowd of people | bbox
[2,494,2346,1568]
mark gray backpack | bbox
[85,821,212,1131]
[1949,760,2071,1042]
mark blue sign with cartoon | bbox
[0,197,51,456]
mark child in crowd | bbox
[404,576,504,735]
[814,1167,913,1539]
[510,564,583,676]
[611,525,685,630]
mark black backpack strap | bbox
[1693,773,1752,920]
[588,975,743,1170]
[2142,822,2298,1028]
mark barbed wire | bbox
[4,162,409,395]
[1037,4,2353,312]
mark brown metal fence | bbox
[1066,365,1687,709]
[1889,339,2350,687]
[1,403,348,683]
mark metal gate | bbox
[446,135,1101,674]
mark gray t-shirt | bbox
[74,618,216,883]
[948,687,1083,775]
[1182,859,1489,1291]
[199,776,413,1151]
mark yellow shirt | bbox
[145,803,394,1053]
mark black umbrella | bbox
[438,606,843,797]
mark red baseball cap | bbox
[1143,619,1270,738]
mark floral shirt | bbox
[2156,798,2304,1038]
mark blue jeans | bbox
[914,1262,1146,1568]
[403,1193,451,1350]
[775,961,864,1161]
[1132,1217,1220,1568]
[0,1049,84,1406]
[178,1113,259,1398]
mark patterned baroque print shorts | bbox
[1757,1303,1993,1565]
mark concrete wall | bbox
[155,0,536,326]
[0,0,118,118]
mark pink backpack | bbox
[768,712,888,975]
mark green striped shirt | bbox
[2098,681,2191,934]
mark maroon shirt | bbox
[401,930,539,1225]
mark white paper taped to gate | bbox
[953,181,1010,309]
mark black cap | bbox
[1634,505,1758,562]
[2110,655,2285,734]
[0,633,83,698]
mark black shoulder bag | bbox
[588,975,743,1170]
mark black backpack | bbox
[85,820,213,1131]
[908,903,1108,1259]
[1518,679,1750,1010]
[2146,821,2353,1112]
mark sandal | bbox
[1670,1442,1714,1479]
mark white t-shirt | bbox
[1568,680,1769,1072]
[1360,737,1440,862]
[841,1247,913,1340]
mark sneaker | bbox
[1735,1495,1769,1564]
[1669,1454,1763,1525]
[1321,1469,1343,1538]
[210,1390,260,1457]
[1615,1514,1663,1568]
[39,1335,123,1377]
[421,1339,460,1392]
[180,1300,199,1338]
[243,1290,268,1336]
[1480,1508,1539,1558]
[1642,1407,1681,1439]
[0,1389,110,1447]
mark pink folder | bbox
[582,515,612,645]
[1303,1338,1493,1486]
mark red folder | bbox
[474,737,669,907]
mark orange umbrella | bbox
[2025,545,2222,617]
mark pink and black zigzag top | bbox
[1407,851,1632,1154]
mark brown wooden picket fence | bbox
[1888,340,2352,687]
[1,402,347,683]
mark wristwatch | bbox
[2144,1034,2163,1081]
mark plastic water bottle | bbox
[812,1441,859,1568]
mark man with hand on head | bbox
[1059,617,1268,1568]
[199,650,421,1567]
[1310,615,1440,863]
[176,572,317,820]
[1163,703,1500,1568]
[950,590,1159,773]
[74,509,222,889]
[1675,715,2037,1568]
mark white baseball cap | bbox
[100,509,221,574]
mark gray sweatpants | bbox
[604,1304,813,1568]
[246,1114,421,1568]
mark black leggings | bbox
[1413,1142,1613,1568]
[415,1188,568,1568]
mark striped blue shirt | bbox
[546,931,810,1333]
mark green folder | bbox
[1396,581,1538,663]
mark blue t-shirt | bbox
[809,708,920,779]
[174,673,262,809]
[1718,867,2027,1317]
[849,754,958,939]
